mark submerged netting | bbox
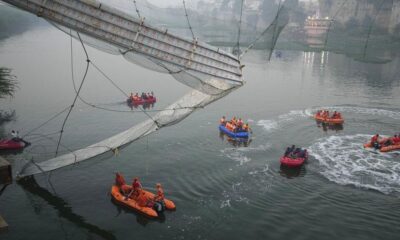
[18,88,237,177]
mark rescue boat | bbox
[0,139,27,150]
[280,152,308,168]
[127,97,157,105]
[219,125,249,138]
[111,184,176,218]
[314,114,344,124]
[364,138,400,152]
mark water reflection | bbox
[315,121,344,132]
[0,148,24,156]
[110,198,165,226]
[18,176,117,240]
[127,102,156,110]
[219,132,252,148]
[279,164,307,179]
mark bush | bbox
[0,67,18,98]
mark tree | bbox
[0,67,17,98]
[0,67,17,124]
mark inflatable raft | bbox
[0,139,26,150]
[127,97,157,105]
[314,114,344,124]
[280,153,308,168]
[219,125,249,138]
[111,184,176,218]
[364,138,400,152]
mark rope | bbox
[55,32,90,157]
[236,0,244,58]
[68,31,161,128]
[323,0,349,50]
[22,106,70,138]
[132,0,141,19]
[90,61,129,97]
[182,0,195,40]
[71,41,199,112]
[240,4,285,59]
[362,0,386,59]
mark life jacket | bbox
[132,181,142,191]
[371,135,379,143]
[136,191,149,207]
[115,173,126,187]
[155,188,165,202]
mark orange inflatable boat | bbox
[363,138,400,152]
[314,114,344,124]
[111,184,176,218]
[363,138,388,148]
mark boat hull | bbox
[280,155,307,168]
[0,139,26,150]
[111,184,176,218]
[219,125,249,138]
[314,114,344,124]
[364,139,400,152]
[127,97,157,105]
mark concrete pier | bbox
[0,157,12,185]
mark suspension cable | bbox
[323,0,349,50]
[183,0,195,40]
[236,0,244,58]
[69,31,161,127]
[22,106,70,138]
[55,32,90,157]
[90,61,129,97]
[132,0,141,19]
[362,0,386,59]
[240,4,285,59]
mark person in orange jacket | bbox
[392,134,400,144]
[115,172,125,187]
[231,117,237,126]
[237,118,244,127]
[154,183,165,202]
[243,123,251,132]
[370,134,380,149]
[220,116,226,126]
[127,177,143,199]
[151,183,166,212]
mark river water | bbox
[1,26,400,240]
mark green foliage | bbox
[0,110,15,124]
[0,67,18,98]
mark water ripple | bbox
[309,134,400,195]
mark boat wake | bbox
[304,106,400,119]
[220,144,271,166]
[257,110,308,133]
[309,134,400,195]
[257,106,400,134]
